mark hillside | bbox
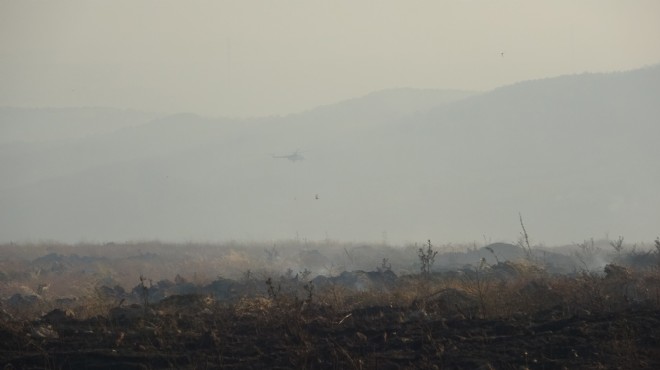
[0,107,157,144]
[1,68,658,244]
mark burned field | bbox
[2,297,660,369]
[1,241,660,369]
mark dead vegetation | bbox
[1,240,660,369]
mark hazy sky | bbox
[1,0,659,117]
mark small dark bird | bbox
[315,194,319,200]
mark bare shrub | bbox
[418,240,438,276]
[517,213,534,261]
[609,235,625,263]
[575,238,599,272]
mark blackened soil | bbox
[1,303,659,369]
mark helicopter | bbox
[272,149,305,162]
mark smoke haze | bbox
[1,1,659,246]
[2,1,659,117]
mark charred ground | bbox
[1,240,660,369]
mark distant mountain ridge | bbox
[298,88,476,121]
[1,67,658,244]
[0,107,158,144]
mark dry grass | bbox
[2,241,660,368]
[1,264,660,369]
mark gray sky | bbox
[1,0,659,117]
